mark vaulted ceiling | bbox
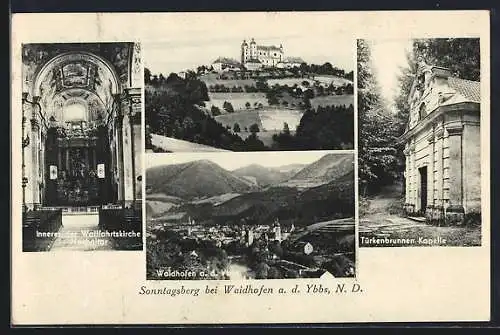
[22,43,137,124]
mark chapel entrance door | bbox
[419,166,428,213]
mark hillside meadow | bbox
[310,95,354,109]
[207,92,268,111]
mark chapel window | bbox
[418,103,426,121]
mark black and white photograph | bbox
[146,151,355,280]
[357,38,481,247]
[20,42,144,251]
[144,25,354,153]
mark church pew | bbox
[22,209,63,252]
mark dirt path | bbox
[359,183,480,247]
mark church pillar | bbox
[115,113,124,203]
[22,106,33,211]
[65,148,70,172]
[433,127,445,223]
[409,142,416,213]
[39,131,46,205]
[30,117,41,209]
[403,146,413,215]
[425,131,435,222]
[444,124,465,224]
[120,94,135,207]
[92,147,97,171]
[57,146,62,171]
[126,87,142,207]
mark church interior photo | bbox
[20,42,143,251]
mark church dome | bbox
[250,38,256,45]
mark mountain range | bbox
[147,153,352,200]
[146,159,256,199]
[146,153,354,224]
[232,163,305,187]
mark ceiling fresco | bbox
[22,42,132,87]
[22,43,135,123]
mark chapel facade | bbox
[400,58,481,224]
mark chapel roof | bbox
[447,76,481,103]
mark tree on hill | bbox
[233,123,241,132]
[267,92,279,105]
[223,101,234,113]
[145,125,153,149]
[244,133,266,151]
[255,80,269,92]
[150,74,159,86]
[304,88,315,100]
[249,123,260,134]
[144,67,151,84]
[283,122,290,135]
[344,70,354,81]
[211,105,221,116]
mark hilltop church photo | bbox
[144,31,354,153]
[20,42,144,252]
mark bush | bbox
[387,196,405,216]
[463,212,481,227]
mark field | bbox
[313,75,353,86]
[277,91,304,107]
[207,92,268,111]
[214,110,263,131]
[214,108,304,132]
[150,133,229,152]
[259,108,304,131]
[190,193,242,205]
[310,95,354,109]
[200,75,257,88]
[147,201,180,217]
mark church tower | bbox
[250,38,257,60]
[241,40,249,64]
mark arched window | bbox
[418,103,426,121]
[64,102,87,121]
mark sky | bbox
[146,151,352,171]
[369,38,412,109]
[143,25,354,75]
